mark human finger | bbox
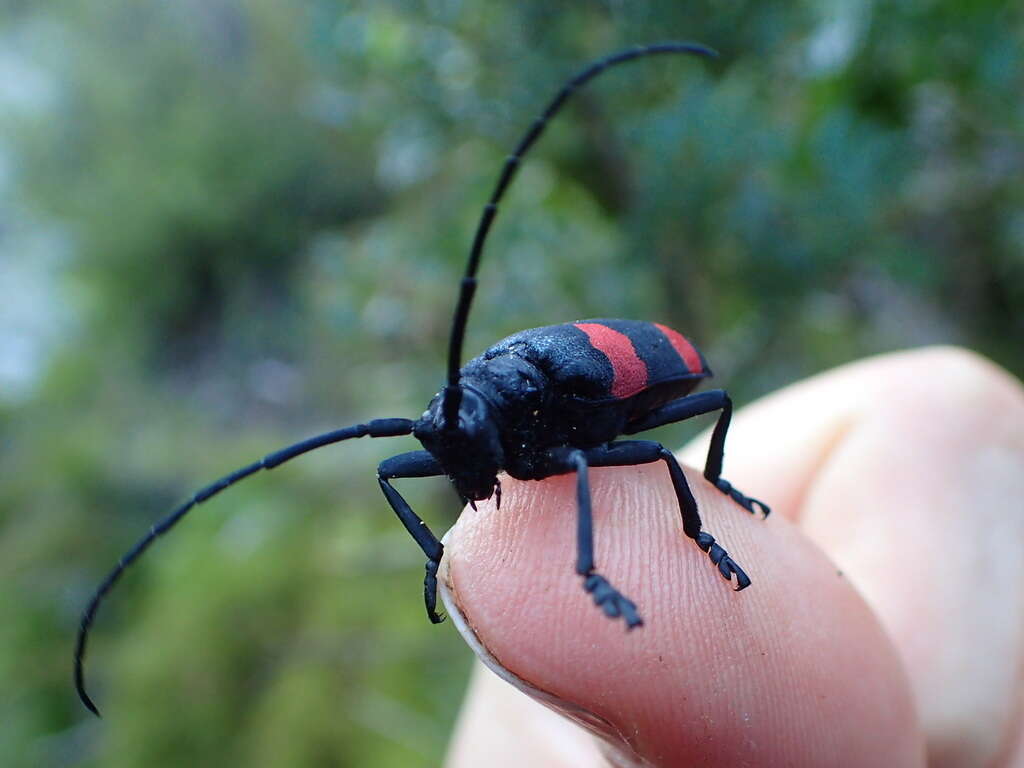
[442,456,922,766]
[679,347,1024,767]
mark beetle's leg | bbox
[550,449,643,628]
[624,389,770,518]
[585,440,751,591]
[377,451,448,623]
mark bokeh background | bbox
[2,1,1021,766]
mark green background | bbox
[2,1,1021,766]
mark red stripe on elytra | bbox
[654,323,703,373]
[574,323,648,398]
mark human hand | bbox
[440,348,1024,767]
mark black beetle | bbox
[75,41,770,716]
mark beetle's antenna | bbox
[74,417,414,717]
[443,41,718,422]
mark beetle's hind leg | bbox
[585,440,751,592]
[377,451,448,623]
[624,390,770,518]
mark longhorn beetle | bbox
[75,41,770,716]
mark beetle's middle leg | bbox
[585,440,751,592]
[547,449,644,628]
[377,451,448,623]
[624,389,770,518]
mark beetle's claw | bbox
[427,608,447,624]
[714,478,770,519]
[696,531,751,591]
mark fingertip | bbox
[443,465,924,767]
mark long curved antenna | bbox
[74,417,414,717]
[443,41,718,423]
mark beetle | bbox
[75,41,770,716]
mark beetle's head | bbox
[415,387,504,502]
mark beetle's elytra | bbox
[75,42,770,717]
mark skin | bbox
[440,347,1024,768]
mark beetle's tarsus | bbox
[696,531,750,590]
[714,477,771,519]
[583,573,643,628]
[424,559,445,623]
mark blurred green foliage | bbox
[1,0,1021,765]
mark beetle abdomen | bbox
[481,319,710,403]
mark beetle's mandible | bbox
[74,42,770,717]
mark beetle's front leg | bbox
[377,451,447,623]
